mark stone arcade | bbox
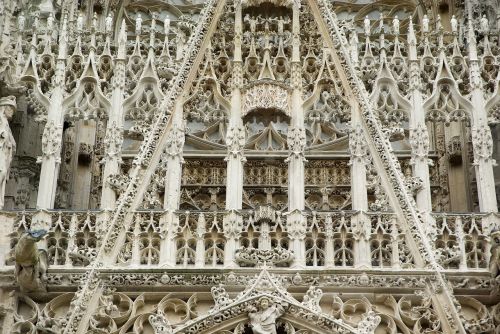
[0,0,499,333]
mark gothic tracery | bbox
[0,0,499,333]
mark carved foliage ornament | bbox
[243,83,290,118]
[286,126,306,161]
[349,124,368,164]
[38,121,63,163]
[165,127,185,159]
[471,124,494,165]
[104,122,123,161]
[235,247,295,267]
[226,125,246,159]
[409,124,430,164]
[240,0,300,8]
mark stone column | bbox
[195,213,206,267]
[466,21,498,215]
[100,20,126,210]
[407,20,433,214]
[36,18,68,209]
[160,102,185,267]
[287,2,307,268]
[349,121,371,268]
[348,22,371,268]
[223,1,245,267]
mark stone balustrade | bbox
[2,209,494,271]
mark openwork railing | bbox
[3,210,493,270]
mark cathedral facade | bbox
[0,0,499,333]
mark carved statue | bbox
[14,229,48,292]
[47,13,54,31]
[165,16,171,35]
[136,14,143,35]
[490,231,500,278]
[480,15,489,33]
[76,13,83,32]
[450,15,458,33]
[0,96,16,209]
[363,16,370,36]
[105,13,113,33]
[392,15,399,35]
[18,13,25,31]
[248,297,285,334]
[422,15,429,33]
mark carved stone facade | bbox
[0,0,499,333]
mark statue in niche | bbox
[247,297,285,334]
[0,96,16,209]
[14,229,48,292]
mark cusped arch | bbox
[172,293,356,334]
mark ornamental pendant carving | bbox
[286,126,306,161]
[39,121,63,163]
[349,124,368,164]
[226,125,246,159]
[410,124,430,164]
[243,83,290,118]
[472,125,494,165]
[164,127,185,159]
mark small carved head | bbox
[258,296,270,310]
[0,96,16,119]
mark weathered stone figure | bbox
[248,297,285,334]
[490,231,500,278]
[14,230,48,292]
[0,96,16,209]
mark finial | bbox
[408,16,416,43]
[118,19,127,57]
[164,15,171,35]
[62,14,68,34]
[119,19,127,43]
[92,12,98,30]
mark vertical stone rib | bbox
[309,0,466,332]
[61,2,225,332]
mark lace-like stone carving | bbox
[235,247,294,267]
[243,83,290,117]
[38,121,63,163]
[471,125,494,165]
